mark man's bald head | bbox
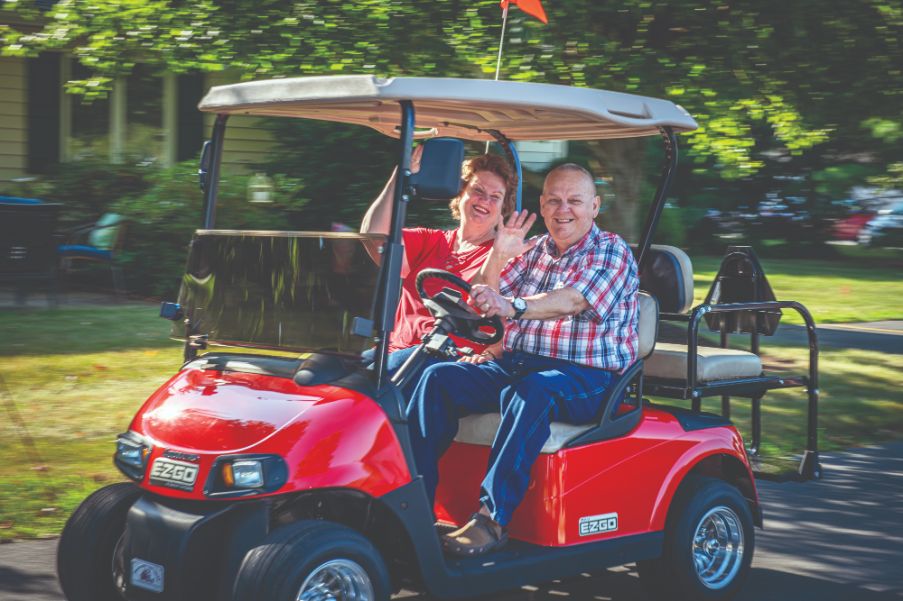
[543,163,597,197]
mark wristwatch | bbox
[511,297,528,320]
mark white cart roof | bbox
[198,75,697,141]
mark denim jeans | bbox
[406,351,614,526]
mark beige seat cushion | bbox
[645,342,762,382]
[454,413,593,454]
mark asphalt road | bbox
[660,320,903,355]
[2,443,901,601]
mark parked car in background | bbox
[832,210,877,241]
[859,203,903,247]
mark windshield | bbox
[174,230,384,356]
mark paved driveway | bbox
[2,443,901,601]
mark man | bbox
[405,163,639,556]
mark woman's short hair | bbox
[449,153,516,220]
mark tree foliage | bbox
[3,0,902,236]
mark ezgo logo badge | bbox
[579,512,618,536]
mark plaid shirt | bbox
[499,224,639,371]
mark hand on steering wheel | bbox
[415,268,504,345]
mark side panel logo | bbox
[579,512,619,537]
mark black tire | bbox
[233,520,391,601]
[57,482,142,601]
[639,476,754,601]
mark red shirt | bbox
[390,228,493,353]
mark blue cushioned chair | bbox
[0,195,43,205]
[59,212,127,296]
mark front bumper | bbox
[113,495,270,601]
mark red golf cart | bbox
[57,76,821,601]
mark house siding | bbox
[203,73,276,174]
[0,57,27,181]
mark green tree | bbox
[4,1,902,238]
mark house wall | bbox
[0,57,28,182]
[202,73,276,174]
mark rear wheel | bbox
[233,520,390,601]
[639,476,754,601]
[57,482,141,601]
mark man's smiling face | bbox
[539,168,601,253]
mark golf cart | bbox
[57,75,821,601]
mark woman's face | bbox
[457,170,507,233]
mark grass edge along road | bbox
[1,255,901,540]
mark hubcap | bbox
[691,505,745,589]
[297,558,374,601]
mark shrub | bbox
[112,161,306,297]
[44,161,153,226]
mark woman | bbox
[360,146,515,378]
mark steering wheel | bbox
[415,268,504,345]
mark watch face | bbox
[514,297,527,311]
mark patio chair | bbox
[58,212,128,296]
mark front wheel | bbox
[639,476,755,601]
[57,482,142,601]
[233,520,390,601]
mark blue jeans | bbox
[361,345,447,398]
[406,351,614,526]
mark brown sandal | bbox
[442,512,508,557]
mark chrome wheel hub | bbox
[297,558,374,601]
[692,505,745,589]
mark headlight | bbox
[114,432,152,481]
[205,455,288,498]
[226,460,264,489]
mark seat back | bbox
[703,246,782,335]
[636,244,694,314]
[87,213,126,251]
[637,291,658,359]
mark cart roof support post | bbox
[374,101,416,389]
[636,127,678,274]
[202,114,229,229]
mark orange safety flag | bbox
[500,0,548,24]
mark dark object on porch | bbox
[0,202,61,306]
[59,212,128,297]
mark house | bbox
[0,49,275,183]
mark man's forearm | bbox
[519,288,590,320]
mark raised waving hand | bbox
[493,210,538,261]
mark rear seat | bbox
[454,291,659,452]
[639,245,763,384]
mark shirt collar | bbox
[542,224,601,259]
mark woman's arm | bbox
[361,146,422,268]
[360,145,423,237]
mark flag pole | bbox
[493,3,510,82]
[486,2,510,153]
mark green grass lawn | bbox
[690,256,903,325]
[1,255,901,540]
[0,305,183,539]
